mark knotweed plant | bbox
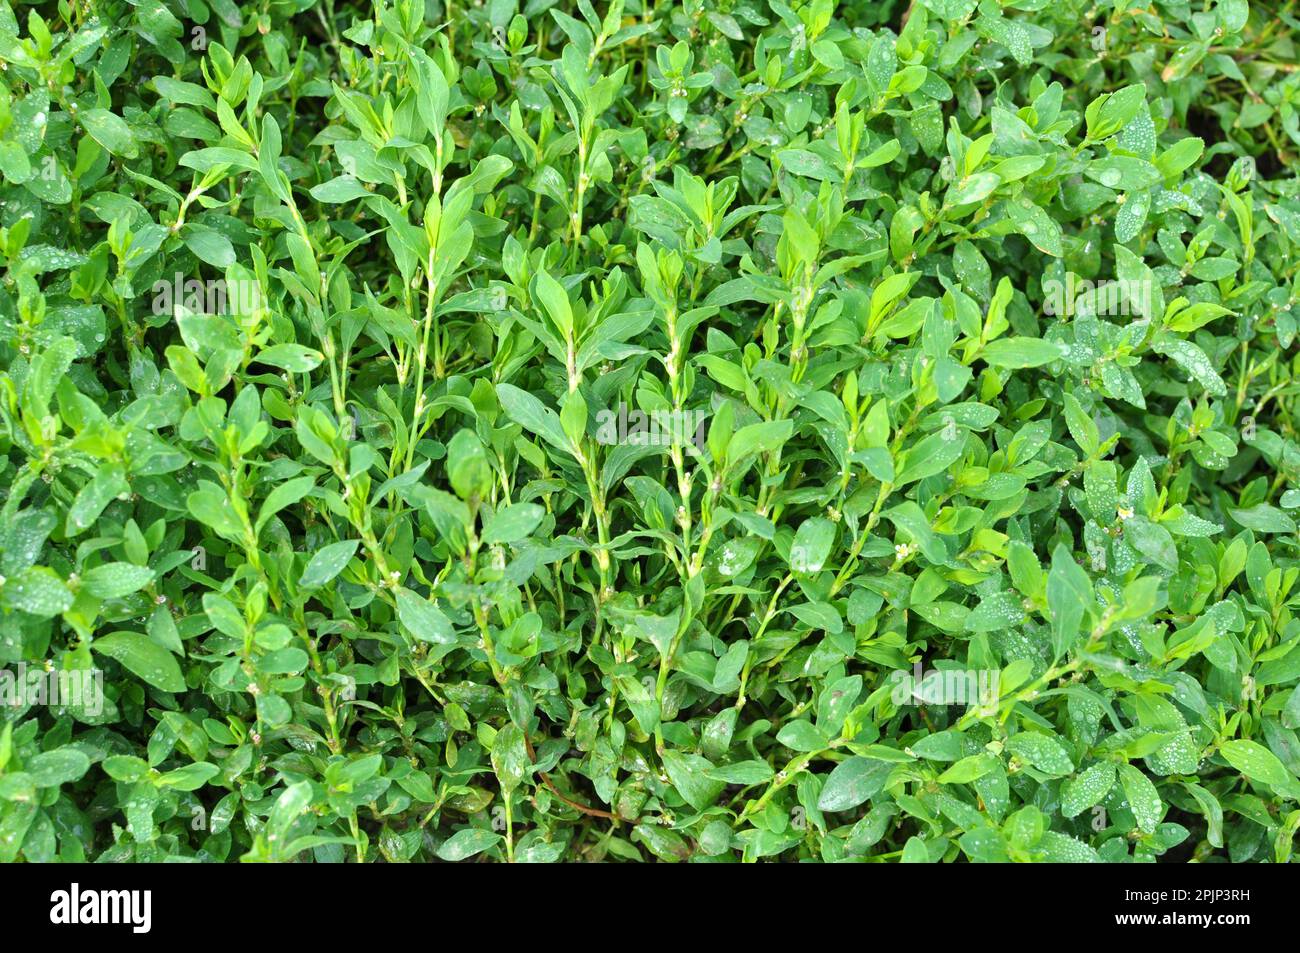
[1,0,1300,864]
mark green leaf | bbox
[81,562,155,599]
[1219,740,1295,790]
[2,567,73,617]
[436,828,502,861]
[981,337,1067,368]
[299,539,360,588]
[482,503,545,544]
[496,383,573,455]
[490,724,530,794]
[790,517,836,573]
[776,720,829,752]
[157,762,220,791]
[256,344,325,373]
[1047,544,1092,656]
[92,631,186,693]
[257,476,316,533]
[661,750,726,811]
[27,748,92,787]
[395,588,457,645]
[704,760,773,785]
[817,757,892,811]
[80,108,138,157]
[310,175,372,203]
[727,420,794,461]
[1005,732,1074,776]
[181,225,236,267]
[1229,504,1296,535]
[1118,763,1162,833]
[947,172,1001,206]
[532,269,573,337]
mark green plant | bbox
[2,0,1300,863]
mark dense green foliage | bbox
[2,0,1300,863]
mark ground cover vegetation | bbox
[2,0,1300,863]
